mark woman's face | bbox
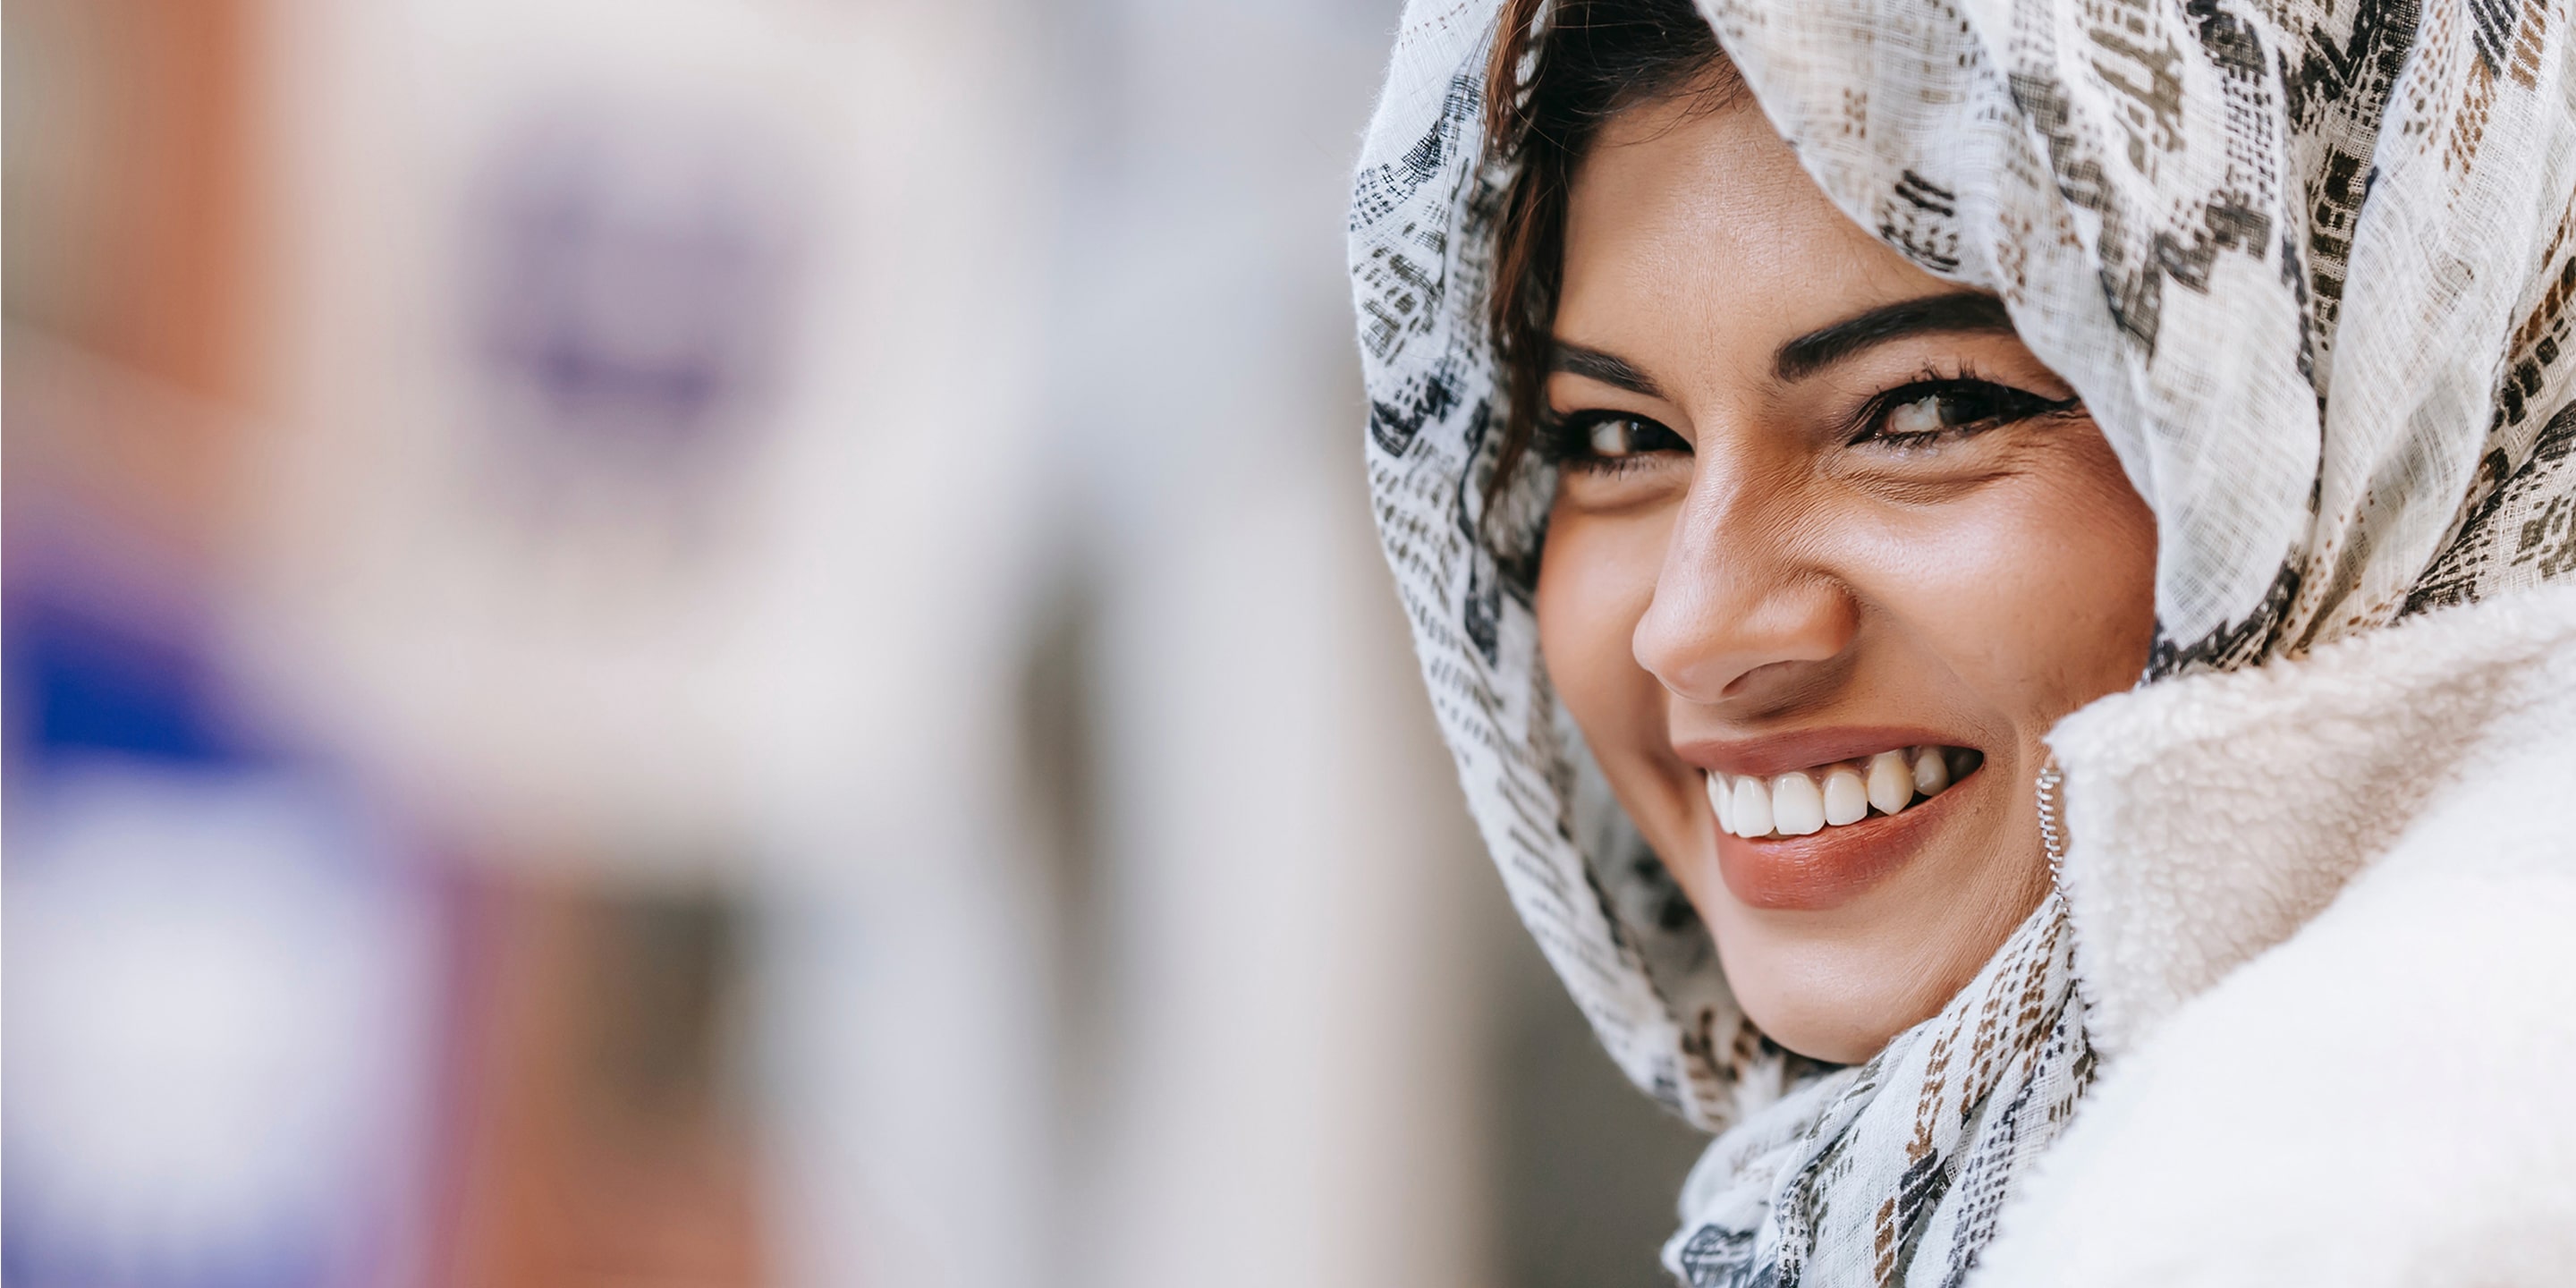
[1536,89,2158,1063]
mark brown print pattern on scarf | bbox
[2410,204,2576,614]
[1862,911,2066,1285]
[2430,0,2548,175]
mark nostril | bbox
[1717,658,1801,700]
[1632,575,1860,706]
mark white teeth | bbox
[1866,750,1915,815]
[1822,765,1869,826]
[1731,775,1773,839]
[1772,772,1826,836]
[1708,746,1970,839]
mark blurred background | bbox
[1,1,1707,1284]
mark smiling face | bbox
[1533,88,2159,1063]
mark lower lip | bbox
[1713,767,1979,911]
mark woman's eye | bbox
[1857,379,2077,449]
[1543,412,1689,470]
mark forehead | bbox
[1556,97,1946,380]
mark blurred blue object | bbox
[6,585,240,767]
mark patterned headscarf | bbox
[1349,0,2576,1283]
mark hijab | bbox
[1348,0,2576,1283]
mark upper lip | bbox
[1671,726,1973,780]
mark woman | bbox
[1351,0,2576,1283]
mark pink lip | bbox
[1674,725,1988,911]
[1672,725,1970,779]
[1710,773,1978,910]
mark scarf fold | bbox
[1350,0,2576,1283]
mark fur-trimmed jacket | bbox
[1976,584,2576,1284]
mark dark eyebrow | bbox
[1548,343,1667,399]
[1774,292,2017,383]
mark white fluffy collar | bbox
[2048,582,2576,1058]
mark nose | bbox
[1631,467,1855,705]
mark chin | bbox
[1715,932,1968,1064]
[1709,876,2055,1062]
[1702,847,2055,1063]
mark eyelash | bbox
[1536,373,2080,471]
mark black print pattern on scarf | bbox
[2280,0,2420,353]
[1878,169,1964,274]
[1677,1223,1771,1288]
[2149,558,2306,677]
[2409,398,2576,611]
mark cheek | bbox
[1845,437,2158,705]
[1535,505,1670,752]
